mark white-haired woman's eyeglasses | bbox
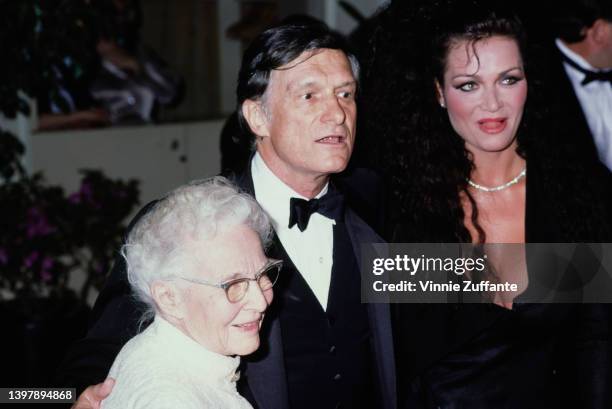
[177,259,283,303]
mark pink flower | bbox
[40,270,52,282]
[40,257,54,282]
[68,192,81,204]
[23,251,39,269]
[80,181,94,201]
[42,256,54,270]
[0,248,8,265]
[25,207,56,238]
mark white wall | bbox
[32,120,225,207]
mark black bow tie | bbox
[562,54,612,86]
[288,189,345,232]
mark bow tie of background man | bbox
[562,54,612,86]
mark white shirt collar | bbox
[251,152,329,232]
[555,38,601,72]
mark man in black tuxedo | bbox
[62,21,396,409]
[548,0,612,170]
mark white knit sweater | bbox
[101,316,253,409]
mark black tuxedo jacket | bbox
[56,164,396,409]
[545,43,600,167]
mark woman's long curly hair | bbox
[357,0,611,243]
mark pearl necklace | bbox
[467,167,527,192]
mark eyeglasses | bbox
[177,259,283,303]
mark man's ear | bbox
[151,280,185,320]
[590,18,612,46]
[242,99,270,139]
[434,79,446,108]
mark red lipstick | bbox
[478,118,507,134]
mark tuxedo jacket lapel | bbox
[241,291,289,409]
[549,46,599,162]
[345,209,398,409]
[228,161,256,196]
[231,166,290,409]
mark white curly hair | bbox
[121,176,273,326]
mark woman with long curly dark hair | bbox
[358,0,612,244]
[358,0,612,408]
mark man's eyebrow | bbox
[286,80,318,92]
[451,66,523,81]
[286,79,357,92]
[335,80,357,89]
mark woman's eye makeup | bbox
[501,75,524,85]
[455,81,477,92]
[452,74,524,91]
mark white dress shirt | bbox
[251,152,335,310]
[101,316,251,409]
[556,39,612,170]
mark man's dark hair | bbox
[552,0,612,43]
[236,18,359,135]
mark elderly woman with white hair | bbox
[101,176,281,409]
